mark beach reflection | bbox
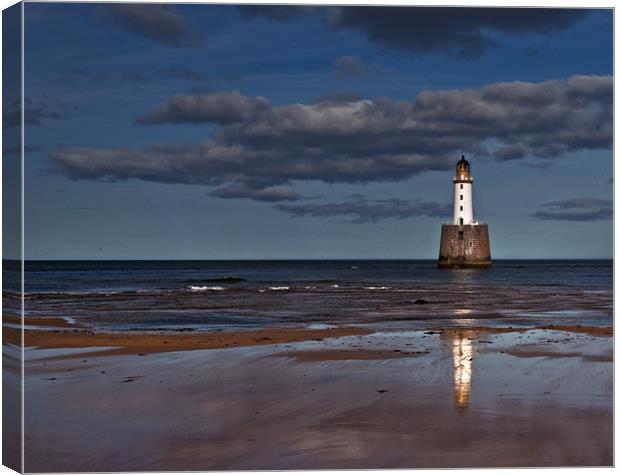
[449,331,475,409]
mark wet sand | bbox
[5,314,612,356]
[19,325,613,470]
[6,325,372,357]
[273,348,431,361]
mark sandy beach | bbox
[14,318,613,471]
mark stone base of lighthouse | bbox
[438,224,491,269]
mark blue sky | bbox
[13,3,613,259]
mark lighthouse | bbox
[438,156,491,268]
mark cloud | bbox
[210,183,300,202]
[136,91,270,125]
[495,144,529,161]
[275,197,451,223]
[105,4,193,47]
[326,7,586,57]
[531,198,612,221]
[334,56,366,77]
[241,6,587,58]
[3,97,64,129]
[333,56,384,78]
[51,75,611,202]
[333,56,388,78]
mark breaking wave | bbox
[187,285,225,292]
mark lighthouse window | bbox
[460,206,463,211]
[460,184,463,189]
[460,195,463,200]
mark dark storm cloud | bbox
[326,7,586,57]
[3,97,64,129]
[275,198,451,223]
[531,198,612,221]
[241,6,587,57]
[51,75,611,202]
[136,91,270,125]
[105,4,193,47]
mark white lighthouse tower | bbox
[452,156,475,225]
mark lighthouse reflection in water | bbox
[450,330,475,409]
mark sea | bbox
[8,260,613,332]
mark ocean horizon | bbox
[8,259,611,333]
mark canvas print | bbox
[2,2,613,472]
